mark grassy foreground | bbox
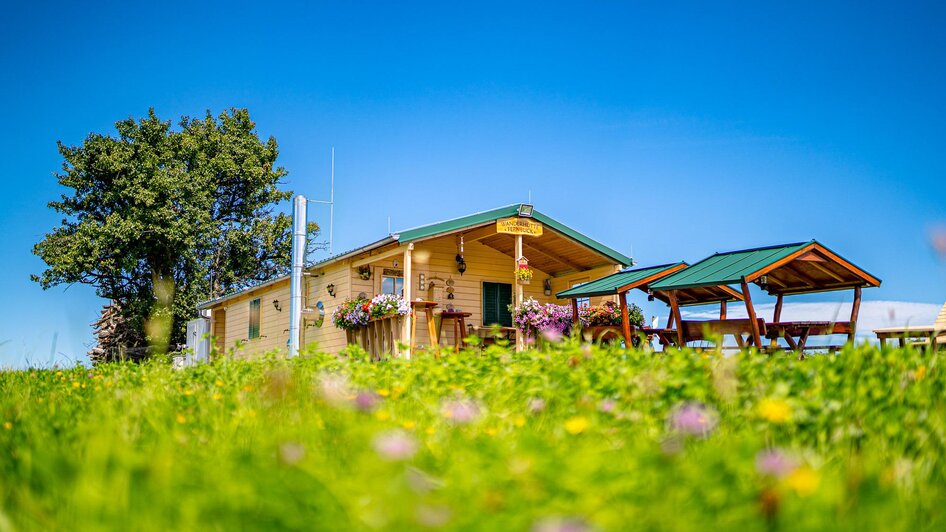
[1,342,945,531]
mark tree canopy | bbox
[33,108,318,355]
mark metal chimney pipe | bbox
[288,195,306,357]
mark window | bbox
[571,280,590,308]
[248,298,261,339]
[381,268,405,296]
[483,282,513,327]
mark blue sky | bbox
[2,1,944,366]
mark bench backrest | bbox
[936,303,946,330]
[680,318,767,342]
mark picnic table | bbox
[873,326,943,350]
[766,321,851,351]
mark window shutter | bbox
[483,283,513,327]
[248,299,261,339]
[483,283,499,325]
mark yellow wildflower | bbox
[55,371,62,377]
[243,385,254,392]
[402,421,417,430]
[3,422,12,430]
[785,466,820,497]
[564,416,589,435]
[376,388,390,397]
[758,398,792,424]
[72,381,80,389]
[391,385,406,398]
[425,427,436,435]
[176,414,187,424]
[215,380,225,387]
[183,389,194,396]
[512,415,526,428]
[212,393,222,401]
[914,366,927,381]
[484,427,498,436]
[375,410,391,421]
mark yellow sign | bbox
[496,217,543,236]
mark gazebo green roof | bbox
[650,240,881,294]
[556,263,686,299]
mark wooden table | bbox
[766,321,849,352]
[410,301,439,355]
[438,311,472,352]
[874,326,944,350]
[661,319,768,348]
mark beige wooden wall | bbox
[209,234,622,358]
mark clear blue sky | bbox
[2,1,944,366]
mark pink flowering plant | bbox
[369,293,410,319]
[332,297,371,330]
[510,297,573,337]
[578,300,644,327]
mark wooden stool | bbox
[438,311,472,353]
[410,301,440,355]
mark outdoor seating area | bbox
[874,302,946,350]
[557,240,883,354]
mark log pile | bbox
[88,302,147,363]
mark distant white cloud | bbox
[682,300,942,344]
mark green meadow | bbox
[1,343,944,531]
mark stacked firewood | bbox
[88,302,142,363]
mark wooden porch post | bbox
[515,234,524,352]
[402,243,413,359]
[571,298,579,329]
[719,300,727,320]
[668,291,684,347]
[773,293,784,323]
[619,291,632,347]
[740,278,762,348]
[849,286,862,342]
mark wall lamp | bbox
[272,299,282,312]
[647,289,655,302]
[758,275,769,291]
[326,283,336,297]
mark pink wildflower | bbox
[441,399,481,424]
[373,430,418,461]
[669,402,718,438]
[755,449,799,478]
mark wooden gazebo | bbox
[649,240,882,350]
[555,262,743,346]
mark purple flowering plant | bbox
[509,298,573,338]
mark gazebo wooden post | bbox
[740,278,763,348]
[719,300,727,319]
[571,298,580,330]
[619,291,632,347]
[666,309,675,329]
[849,286,862,342]
[773,293,784,323]
[667,291,685,347]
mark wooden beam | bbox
[811,244,881,287]
[461,224,499,242]
[402,243,413,359]
[351,245,407,268]
[668,291,685,347]
[571,298,580,329]
[849,286,862,342]
[515,235,524,352]
[619,293,632,348]
[805,260,846,283]
[781,262,822,288]
[616,263,689,293]
[773,293,784,322]
[522,239,587,272]
[741,278,763,349]
[719,300,727,320]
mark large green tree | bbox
[33,108,318,356]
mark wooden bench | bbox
[659,318,768,348]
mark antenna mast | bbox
[307,147,335,256]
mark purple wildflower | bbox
[353,391,379,412]
[528,397,547,414]
[755,449,799,478]
[372,430,418,461]
[598,399,617,413]
[669,402,718,438]
[441,399,481,424]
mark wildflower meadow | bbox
[1,341,944,530]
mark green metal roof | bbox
[650,241,813,291]
[556,263,685,299]
[395,204,633,266]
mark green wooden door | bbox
[482,282,513,327]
